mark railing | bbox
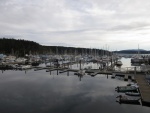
[115,66,142,73]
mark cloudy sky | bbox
[0,0,150,50]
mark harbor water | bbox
[0,58,150,113]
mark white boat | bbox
[15,57,27,64]
[115,61,123,66]
[115,86,138,92]
[127,83,139,88]
[21,65,32,70]
[131,57,143,63]
[116,95,141,104]
[125,92,140,96]
[15,65,32,70]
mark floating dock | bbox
[134,74,150,106]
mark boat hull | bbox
[125,92,140,96]
[115,86,138,92]
[116,95,141,105]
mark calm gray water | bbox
[0,58,150,113]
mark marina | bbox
[0,56,150,113]
[1,0,150,112]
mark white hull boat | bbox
[125,92,140,96]
[115,61,123,66]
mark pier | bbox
[134,74,150,106]
[32,66,138,81]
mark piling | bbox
[124,74,128,81]
[134,67,136,75]
[57,69,58,75]
[79,60,81,70]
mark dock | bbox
[134,74,150,106]
[85,69,112,75]
[59,69,78,73]
[33,66,137,81]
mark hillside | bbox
[114,49,150,54]
[0,38,110,56]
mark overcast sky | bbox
[0,0,150,50]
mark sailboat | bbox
[131,45,143,64]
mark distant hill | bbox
[0,38,111,56]
[114,49,150,54]
[121,49,146,51]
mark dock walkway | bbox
[134,74,150,106]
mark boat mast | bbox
[138,44,140,57]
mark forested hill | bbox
[114,49,150,54]
[0,38,41,56]
[0,38,110,56]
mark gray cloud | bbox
[0,0,150,50]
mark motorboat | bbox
[15,64,32,70]
[115,86,138,92]
[127,83,139,88]
[125,92,140,96]
[115,61,123,66]
[116,95,141,104]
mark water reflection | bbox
[0,61,150,113]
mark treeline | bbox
[0,38,41,56]
[0,38,111,56]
